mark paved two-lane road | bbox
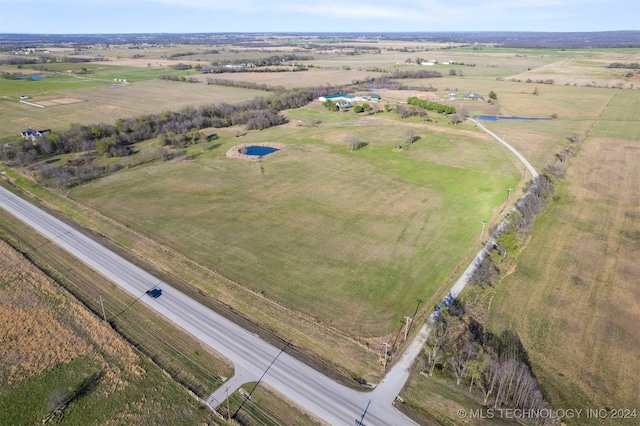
[0,185,418,426]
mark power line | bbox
[233,341,290,419]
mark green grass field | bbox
[68,114,520,338]
[0,62,197,95]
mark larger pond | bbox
[241,146,280,157]
[473,115,551,121]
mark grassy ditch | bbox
[217,382,324,426]
[0,239,223,425]
[0,206,232,400]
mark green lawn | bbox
[70,116,521,338]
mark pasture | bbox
[0,80,266,139]
[193,67,385,89]
[487,89,640,424]
[69,113,521,338]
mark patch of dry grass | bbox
[0,239,221,425]
[0,244,94,385]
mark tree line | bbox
[608,62,640,69]
[167,49,220,58]
[389,69,442,79]
[158,75,199,83]
[205,78,286,92]
[0,55,106,66]
[407,96,456,114]
[209,54,313,68]
[421,167,565,425]
[416,134,586,423]
[422,305,554,424]
[200,65,309,74]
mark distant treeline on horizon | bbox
[1,31,639,49]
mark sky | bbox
[0,0,638,34]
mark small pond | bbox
[241,146,280,157]
[15,75,45,81]
[473,115,551,121]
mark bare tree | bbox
[466,354,488,392]
[424,317,451,376]
[405,129,417,145]
[480,359,501,403]
[470,256,496,286]
[567,133,584,145]
[450,351,467,385]
[450,114,464,125]
[344,134,366,152]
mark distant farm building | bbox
[319,93,355,103]
[21,127,51,141]
[319,93,381,103]
[448,92,457,100]
[463,92,484,100]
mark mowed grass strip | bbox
[70,116,520,338]
[487,89,640,424]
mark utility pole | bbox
[99,295,107,322]
[225,385,231,420]
[480,221,487,240]
[404,316,412,341]
[507,187,512,204]
[383,342,391,371]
